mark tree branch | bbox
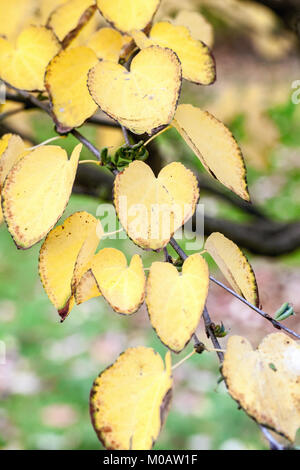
[202,215,300,256]
[4,89,300,257]
[169,237,293,451]
[169,237,300,340]
[203,306,224,363]
[73,164,300,256]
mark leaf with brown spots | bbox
[47,0,97,48]
[205,232,259,307]
[2,144,82,249]
[39,211,102,320]
[88,46,182,135]
[90,347,172,450]
[91,248,145,315]
[146,254,209,352]
[114,160,199,250]
[223,333,300,442]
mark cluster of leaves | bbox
[0,0,299,450]
[100,140,149,171]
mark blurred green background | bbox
[1,0,300,451]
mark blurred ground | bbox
[1,3,300,451]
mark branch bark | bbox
[3,90,300,257]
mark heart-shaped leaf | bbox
[173,10,214,47]
[39,211,102,320]
[132,21,215,85]
[47,0,96,48]
[146,254,209,352]
[45,46,98,132]
[96,0,161,34]
[88,46,182,135]
[0,0,36,40]
[0,25,60,91]
[223,333,300,442]
[0,133,26,225]
[114,160,199,250]
[86,27,132,62]
[2,144,82,249]
[90,347,172,450]
[91,247,146,314]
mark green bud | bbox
[274,302,295,321]
[103,141,149,171]
[268,363,277,372]
[213,322,228,338]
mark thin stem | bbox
[102,228,124,238]
[144,126,171,146]
[169,237,300,341]
[5,87,105,163]
[192,333,201,345]
[203,306,224,363]
[71,129,102,162]
[121,125,131,146]
[210,275,300,340]
[4,84,50,114]
[260,426,285,451]
[169,237,188,260]
[172,350,196,370]
[78,159,100,165]
[205,347,226,353]
[163,246,172,263]
[27,135,64,150]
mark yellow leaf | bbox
[35,0,69,25]
[146,254,209,352]
[173,10,214,48]
[47,0,97,47]
[72,225,104,292]
[223,333,300,442]
[130,29,152,48]
[91,248,145,314]
[75,269,101,305]
[205,232,259,307]
[173,104,249,200]
[0,134,12,158]
[86,27,132,62]
[96,0,161,34]
[0,134,26,187]
[88,46,181,135]
[45,46,98,132]
[90,347,172,450]
[0,133,26,225]
[2,144,82,249]
[0,25,60,91]
[39,211,102,319]
[114,160,199,250]
[133,22,215,85]
[96,126,124,155]
[0,0,37,40]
